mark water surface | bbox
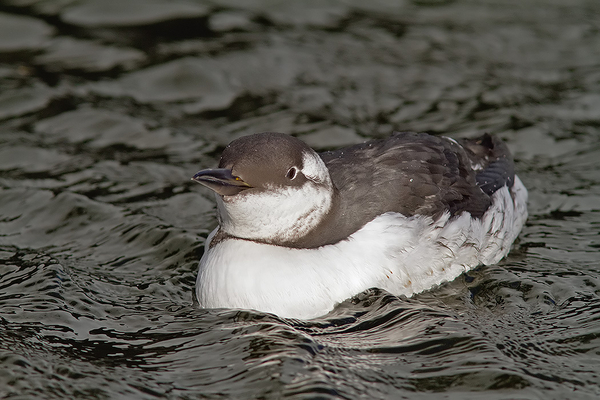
[1,0,600,398]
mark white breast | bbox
[196,176,528,319]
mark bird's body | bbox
[192,132,528,319]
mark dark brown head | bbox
[192,132,334,243]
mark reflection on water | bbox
[1,0,600,398]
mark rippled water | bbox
[1,0,600,398]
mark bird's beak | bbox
[191,168,252,196]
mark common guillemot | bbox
[192,131,528,319]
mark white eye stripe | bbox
[301,151,330,184]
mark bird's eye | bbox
[286,167,297,180]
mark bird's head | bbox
[192,132,334,244]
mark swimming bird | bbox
[192,131,528,319]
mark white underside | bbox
[196,176,528,319]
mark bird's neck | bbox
[216,183,337,247]
[214,187,344,249]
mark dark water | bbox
[1,0,600,398]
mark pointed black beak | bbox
[191,168,252,196]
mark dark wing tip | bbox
[459,134,516,196]
[475,158,515,195]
